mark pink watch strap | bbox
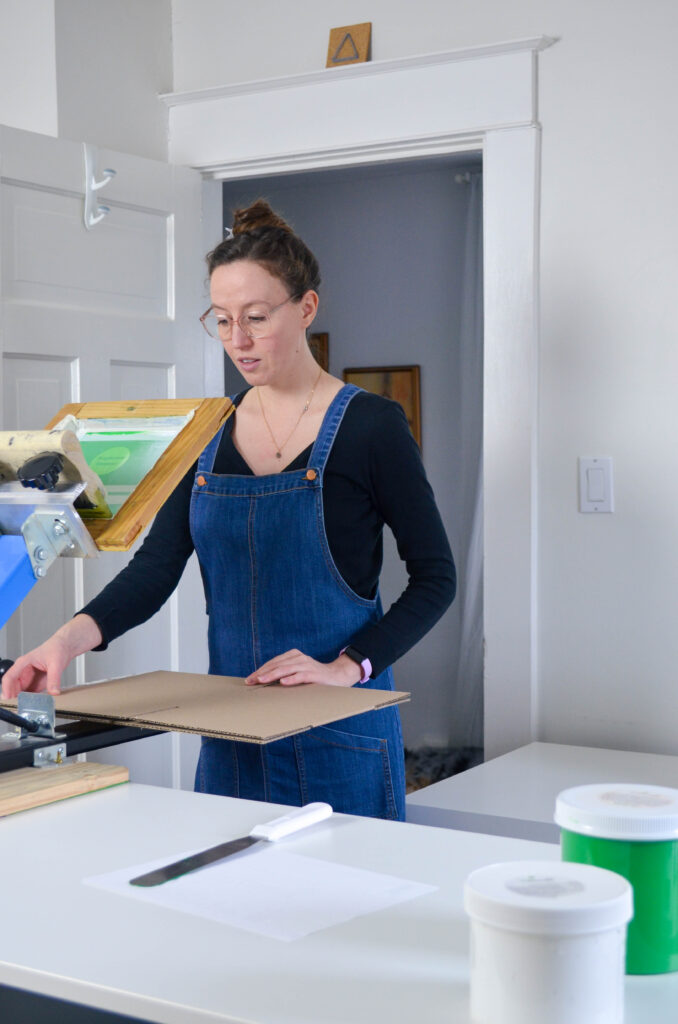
[340,646,372,684]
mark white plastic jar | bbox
[464,859,633,1024]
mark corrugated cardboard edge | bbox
[1,670,410,745]
[35,692,409,743]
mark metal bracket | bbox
[33,742,66,767]
[22,505,95,578]
[17,693,66,741]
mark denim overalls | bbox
[189,384,405,820]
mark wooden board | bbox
[0,762,129,817]
[43,398,234,551]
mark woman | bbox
[2,201,456,821]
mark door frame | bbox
[162,37,555,758]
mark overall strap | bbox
[308,384,361,475]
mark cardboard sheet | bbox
[7,671,409,744]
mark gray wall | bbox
[222,158,482,749]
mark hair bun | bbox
[232,199,292,236]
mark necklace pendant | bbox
[275,451,282,459]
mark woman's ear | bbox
[300,290,319,329]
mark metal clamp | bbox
[17,693,65,741]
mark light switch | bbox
[579,457,614,513]
[586,467,606,502]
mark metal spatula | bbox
[129,802,333,887]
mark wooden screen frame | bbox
[45,398,234,551]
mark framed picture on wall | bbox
[343,364,421,447]
[309,332,329,371]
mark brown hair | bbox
[206,199,321,297]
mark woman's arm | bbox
[1,613,102,697]
[341,398,456,676]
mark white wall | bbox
[222,159,482,750]
[172,1,678,756]
[54,0,172,160]
[0,0,57,136]
[0,0,172,161]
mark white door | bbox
[0,125,211,787]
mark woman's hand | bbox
[246,649,362,688]
[1,614,103,699]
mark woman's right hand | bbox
[1,614,103,699]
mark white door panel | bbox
[0,124,212,788]
[1,184,170,315]
[110,361,175,401]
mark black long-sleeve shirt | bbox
[80,390,456,678]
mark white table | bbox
[406,741,678,842]
[1,781,676,1023]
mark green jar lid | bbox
[555,783,678,841]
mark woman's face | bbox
[209,260,317,386]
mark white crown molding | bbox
[200,131,487,181]
[160,36,558,108]
[165,42,549,175]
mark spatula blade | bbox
[130,835,259,887]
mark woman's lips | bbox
[238,358,260,370]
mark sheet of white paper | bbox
[84,844,437,942]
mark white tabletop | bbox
[0,781,676,1023]
[406,741,678,842]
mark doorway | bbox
[220,154,484,757]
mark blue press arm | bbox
[0,535,37,631]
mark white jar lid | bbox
[555,783,678,841]
[464,860,633,936]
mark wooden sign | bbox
[326,23,371,68]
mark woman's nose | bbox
[230,322,252,347]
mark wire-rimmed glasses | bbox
[199,294,300,341]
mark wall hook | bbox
[83,143,116,230]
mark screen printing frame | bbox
[45,398,233,551]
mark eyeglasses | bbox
[199,294,299,341]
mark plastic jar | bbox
[464,859,632,1024]
[555,783,678,975]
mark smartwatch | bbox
[340,645,372,684]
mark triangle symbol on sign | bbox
[332,32,360,63]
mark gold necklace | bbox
[257,366,323,460]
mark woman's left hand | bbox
[246,649,362,688]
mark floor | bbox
[404,745,483,793]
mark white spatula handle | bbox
[249,802,333,842]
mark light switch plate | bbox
[579,457,614,513]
